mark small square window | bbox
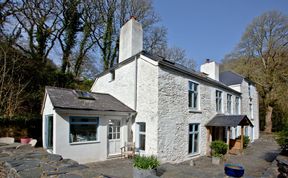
[110,70,115,81]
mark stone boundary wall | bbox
[0,146,105,178]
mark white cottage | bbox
[42,17,259,163]
[41,87,135,163]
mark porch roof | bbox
[206,114,253,127]
[45,86,136,113]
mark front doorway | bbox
[46,115,53,149]
[108,119,121,156]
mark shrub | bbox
[243,136,250,148]
[133,155,160,170]
[210,140,228,157]
[276,126,288,151]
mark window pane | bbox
[188,91,192,107]
[139,134,145,150]
[189,124,193,132]
[194,133,198,153]
[70,124,97,142]
[188,134,192,153]
[194,124,198,132]
[117,133,120,139]
[189,81,192,90]
[139,123,146,132]
[193,93,197,108]
[108,134,112,139]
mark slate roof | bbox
[95,51,241,95]
[45,86,135,113]
[219,71,245,86]
[206,114,253,127]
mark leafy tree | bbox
[222,11,288,133]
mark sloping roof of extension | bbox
[219,71,245,86]
[95,51,241,95]
[45,86,135,113]
[206,114,254,127]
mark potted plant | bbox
[20,130,31,144]
[210,140,228,165]
[133,155,160,178]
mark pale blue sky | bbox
[154,0,288,67]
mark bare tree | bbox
[0,44,29,117]
[163,47,196,70]
[224,11,288,133]
[7,0,62,63]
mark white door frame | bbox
[107,119,122,156]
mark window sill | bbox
[188,152,200,157]
[70,140,100,145]
[189,109,202,113]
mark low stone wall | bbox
[0,146,105,178]
[277,155,288,177]
[262,154,288,178]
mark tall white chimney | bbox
[119,17,143,63]
[200,59,219,81]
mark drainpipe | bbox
[134,56,138,111]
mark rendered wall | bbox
[53,111,128,164]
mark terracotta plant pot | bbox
[20,138,31,144]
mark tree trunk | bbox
[264,105,273,133]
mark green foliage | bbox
[210,140,228,157]
[276,125,288,149]
[244,136,250,148]
[133,155,160,170]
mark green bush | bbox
[210,140,228,157]
[244,136,250,148]
[133,155,160,170]
[276,126,288,150]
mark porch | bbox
[206,115,254,155]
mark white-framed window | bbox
[216,90,222,112]
[248,83,252,97]
[235,126,238,138]
[188,81,199,110]
[108,120,121,140]
[235,96,240,114]
[69,117,99,143]
[249,103,253,119]
[137,122,146,151]
[188,123,200,154]
[227,94,232,114]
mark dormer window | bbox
[75,90,95,100]
[110,70,115,81]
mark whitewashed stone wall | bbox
[91,60,137,110]
[91,56,159,156]
[240,80,259,140]
[136,56,159,155]
[157,67,241,163]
